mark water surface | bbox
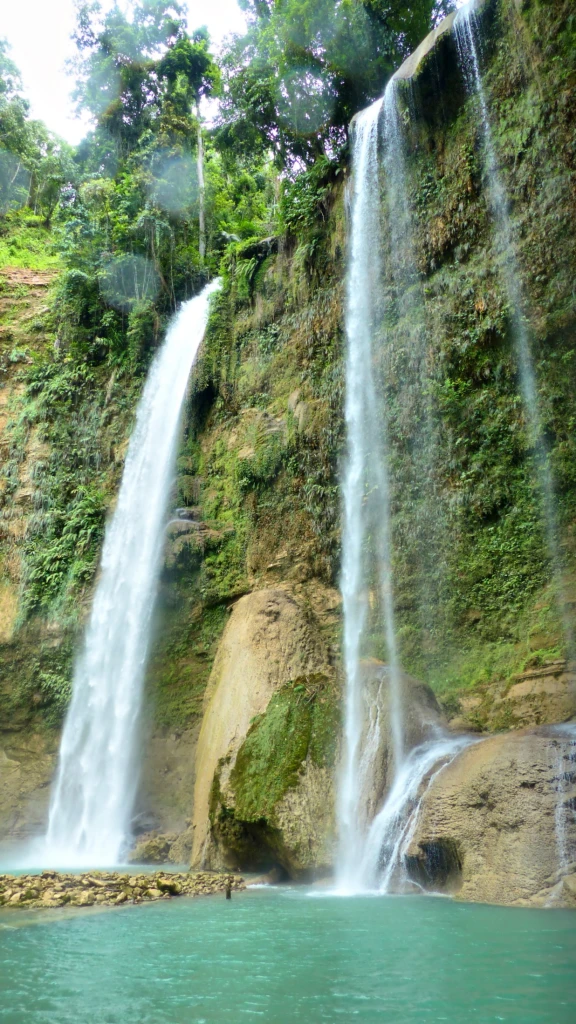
[1,886,575,1023]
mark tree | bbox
[71,0,190,154]
[0,40,75,220]
[70,3,219,262]
[217,0,455,168]
[157,29,220,261]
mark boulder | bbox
[128,833,174,864]
[405,725,576,906]
[190,588,336,877]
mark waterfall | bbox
[382,79,449,671]
[336,98,403,892]
[42,281,220,867]
[358,733,474,892]
[551,724,576,890]
[454,1,573,655]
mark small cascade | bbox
[358,733,474,892]
[336,98,403,891]
[454,1,573,655]
[551,725,576,887]
[42,280,220,867]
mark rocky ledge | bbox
[0,870,245,909]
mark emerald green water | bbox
[1,887,575,1023]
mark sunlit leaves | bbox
[218,0,456,168]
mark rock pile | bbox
[0,870,245,909]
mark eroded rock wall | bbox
[2,0,576,907]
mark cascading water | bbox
[454,1,573,655]
[336,98,403,892]
[357,732,474,892]
[336,81,471,896]
[551,724,576,893]
[42,280,220,867]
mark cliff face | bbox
[178,0,576,887]
[1,0,576,903]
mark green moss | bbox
[230,675,339,823]
[0,632,77,729]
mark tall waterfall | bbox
[336,98,403,892]
[455,2,572,655]
[336,73,486,896]
[43,281,220,867]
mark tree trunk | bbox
[196,106,206,263]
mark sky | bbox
[0,0,247,144]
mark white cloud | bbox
[0,0,246,144]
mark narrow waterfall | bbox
[382,79,449,669]
[336,98,403,892]
[358,733,474,891]
[551,724,576,893]
[43,281,220,867]
[454,2,573,655]
[336,81,463,894]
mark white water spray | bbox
[551,724,576,884]
[43,281,219,867]
[336,99,404,891]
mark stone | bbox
[357,660,448,821]
[156,877,181,894]
[406,727,576,906]
[190,588,335,876]
[128,835,172,864]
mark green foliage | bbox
[0,39,76,223]
[235,423,287,492]
[23,485,107,614]
[71,1,218,152]
[281,166,332,233]
[0,212,61,270]
[36,669,73,723]
[218,0,454,167]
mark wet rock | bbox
[406,727,576,906]
[128,834,173,864]
[362,660,448,814]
